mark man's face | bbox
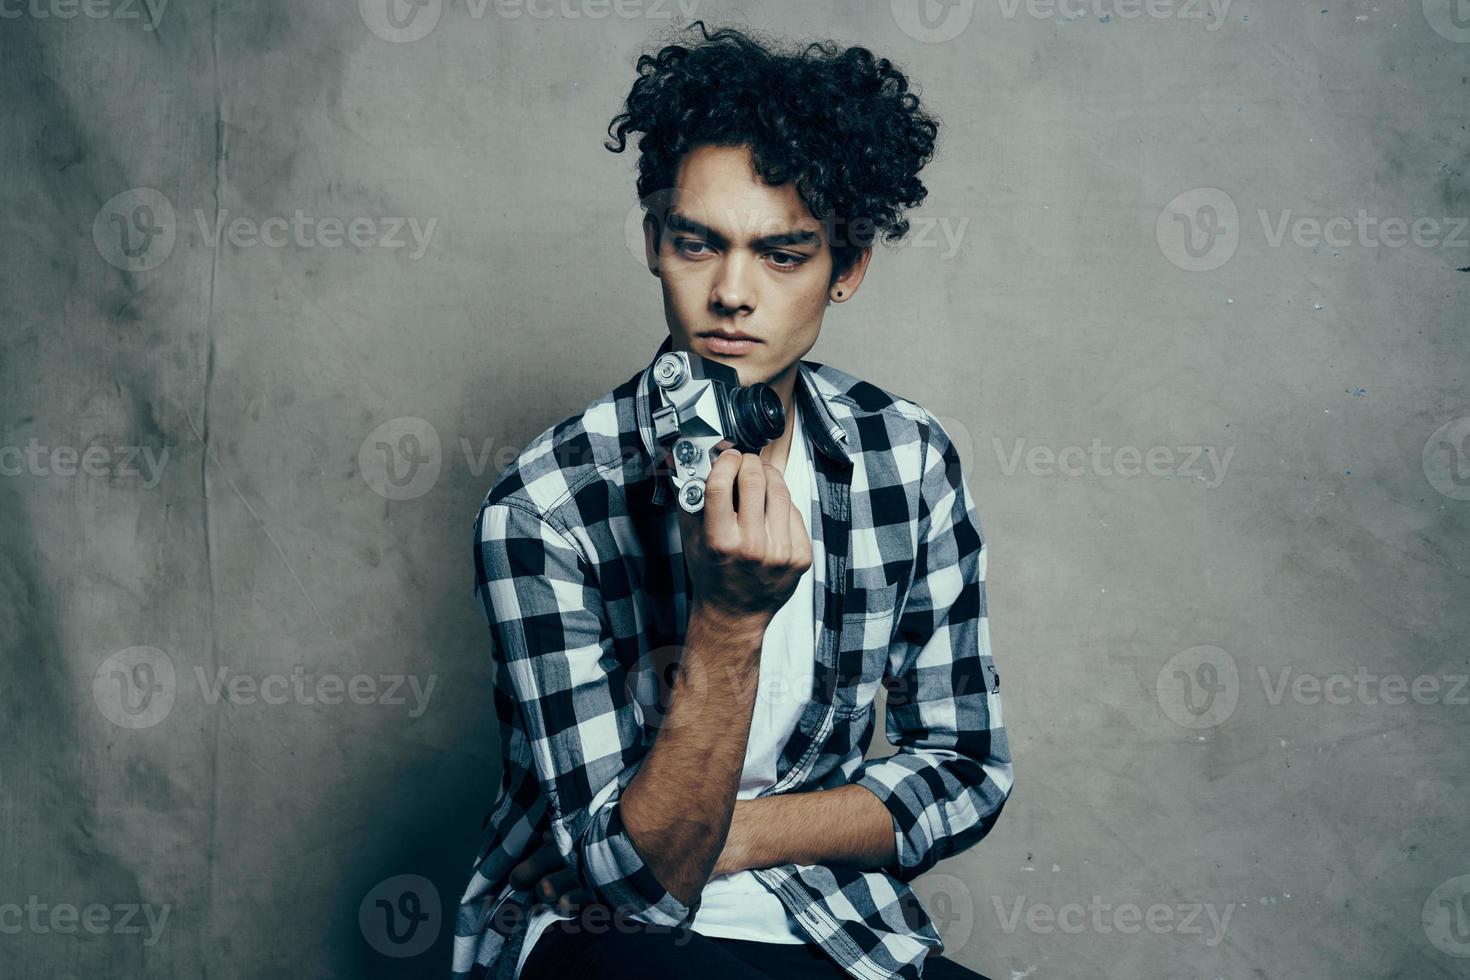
[643,143,868,389]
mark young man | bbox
[452,22,1013,980]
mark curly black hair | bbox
[605,20,942,282]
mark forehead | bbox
[670,144,826,244]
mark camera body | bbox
[651,349,786,514]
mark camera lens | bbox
[728,383,785,450]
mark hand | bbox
[673,447,813,624]
[509,829,592,915]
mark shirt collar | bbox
[633,334,851,507]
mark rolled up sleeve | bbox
[850,411,1015,883]
[474,498,701,925]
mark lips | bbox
[699,332,760,342]
[701,334,760,355]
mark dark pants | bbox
[520,904,993,980]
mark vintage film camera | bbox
[650,349,786,514]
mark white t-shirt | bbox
[515,408,817,977]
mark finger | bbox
[735,453,767,547]
[762,462,791,559]
[555,888,595,915]
[700,448,743,547]
[538,867,581,904]
[789,501,812,570]
[510,844,565,889]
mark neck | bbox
[759,361,799,472]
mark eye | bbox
[675,239,712,257]
[768,252,805,269]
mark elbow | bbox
[570,796,706,927]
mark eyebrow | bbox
[665,208,822,250]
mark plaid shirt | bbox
[452,334,1013,980]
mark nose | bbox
[710,251,755,315]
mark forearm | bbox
[619,602,766,906]
[717,784,897,876]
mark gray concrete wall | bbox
[1,1,1467,977]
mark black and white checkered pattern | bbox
[452,334,1013,980]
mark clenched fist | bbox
[672,447,814,626]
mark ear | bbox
[643,212,662,278]
[829,246,874,303]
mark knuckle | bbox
[708,532,739,555]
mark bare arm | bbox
[619,603,766,905]
[620,447,813,905]
[713,786,898,877]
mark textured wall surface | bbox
[2,1,1467,977]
